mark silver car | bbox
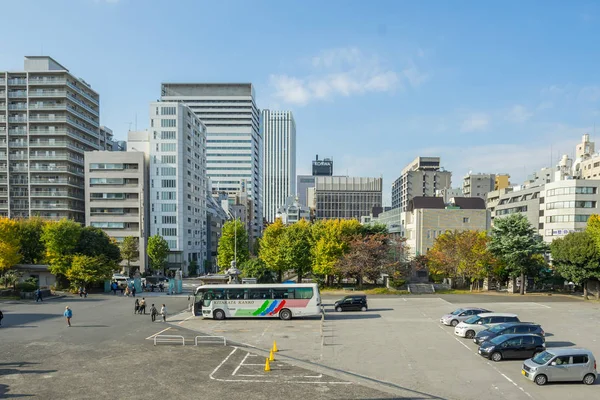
[454,313,519,339]
[522,348,597,386]
[440,307,492,327]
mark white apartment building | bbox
[261,110,296,223]
[160,83,262,240]
[0,56,103,221]
[85,151,148,273]
[146,102,208,275]
[276,196,310,224]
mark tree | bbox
[0,218,22,274]
[336,234,394,287]
[488,214,548,295]
[585,214,600,250]
[16,217,46,264]
[147,234,170,274]
[280,219,313,282]
[359,223,389,236]
[217,219,249,271]
[551,231,600,299]
[66,254,117,288]
[1,270,22,290]
[76,227,121,263]
[259,219,287,282]
[241,258,276,283]
[41,219,82,277]
[188,260,199,276]
[120,236,139,272]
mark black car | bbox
[474,322,544,345]
[334,295,368,312]
[478,334,546,362]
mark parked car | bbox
[474,322,544,345]
[454,313,520,339]
[334,295,368,312]
[440,307,492,327]
[478,334,546,362]
[522,348,597,386]
[111,275,131,289]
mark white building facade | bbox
[261,110,296,223]
[147,102,207,275]
[276,196,310,224]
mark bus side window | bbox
[226,289,245,299]
[248,288,271,299]
[214,289,225,300]
[295,288,313,299]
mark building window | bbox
[161,106,176,115]
[161,155,176,164]
[161,204,176,212]
[161,131,176,140]
[161,119,176,128]
[162,179,176,188]
[161,167,176,176]
[162,216,177,224]
[162,228,177,236]
[161,143,176,152]
[91,222,125,229]
[90,178,124,185]
[463,217,470,223]
[161,191,176,200]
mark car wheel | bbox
[451,319,459,327]
[491,352,502,362]
[279,308,292,321]
[335,306,342,312]
[465,330,475,339]
[361,306,367,312]
[535,374,548,386]
[213,309,225,320]
[583,373,596,385]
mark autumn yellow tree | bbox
[0,218,23,273]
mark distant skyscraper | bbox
[160,83,262,240]
[261,110,296,223]
[297,155,334,207]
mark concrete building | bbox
[0,56,102,221]
[463,173,496,199]
[160,83,262,242]
[206,191,227,273]
[486,187,514,222]
[297,155,334,210]
[436,187,463,203]
[495,174,510,190]
[145,102,208,275]
[261,110,296,223]
[312,176,382,220]
[391,156,452,211]
[276,196,310,224]
[84,151,148,273]
[99,126,114,150]
[404,197,489,257]
[492,184,542,228]
[297,175,315,207]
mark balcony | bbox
[8,92,27,98]
[0,104,5,111]
[29,115,67,123]
[8,104,27,111]
[28,128,99,149]
[28,103,66,111]
[10,192,29,198]
[66,80,99,106]
[8,116,27,123]
[31,191,77,199]
[0,116,6,123]
[8,78,27,86]
[31,203,80,211]
[0,154,6,160]
[28,77,67,85]
[29,154,84,165]
[9,154,27,160]
[66,105,99,125]
[8,141,27,147]
[30,166,84,176]
[30,178,84,187]
[8,128,27,135]
[29,90,66,98]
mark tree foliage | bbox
[280,219,312,282]
[310,219,362,282]
[336,234,397,287]
[16,217,46,264]
[241,258,276,283]
[551,231,600,298]
[217,219,249,271]
[488,214,548,294]
[66,254,117,287]
[258,219,287,281]
[77,227,122,262]
[41,219,82,276]
[147,234,170,273]
[0,218,22,273]
[120,236,139,271]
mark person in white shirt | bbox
[160,304,167,322]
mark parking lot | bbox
[176,294,600,400]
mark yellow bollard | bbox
[272,340,278,352]
[269,349,275,361]
[264,357,271,372]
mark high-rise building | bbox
[312,176,382,220]
[297,155,334,208]
[160,83,262,240]
[391,156,452,211]
[143,102,208,275]
[0,56,102,221]
[312,155,333,176]
[261,110,296,223]
[99,126,114,150]
[462,173,495,199]
[84,150,148,273]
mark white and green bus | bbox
[193,283,321,321]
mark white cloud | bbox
[506,105,533,123]
[460,113,490,133]
[270,47,426,105]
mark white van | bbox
[112,275,131,289]
[454,312,520,339]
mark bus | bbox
[193,283,321,321]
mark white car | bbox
[454,313,519,339]
[439,307,492,327]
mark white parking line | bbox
[232,352,251,376]
[178,315,194,325]
[533,302,551,309]
[145,326,171,340]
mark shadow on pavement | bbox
[0,313,59,327]
[0,384,35,398]
[546,341,577,347]
[0,368,57,376]
[0,362,39,367]
[70,325,109,328]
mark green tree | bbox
[359,223,389,236]
[259,219,287,282]
[280,219,313,282]
[120,236,139,272]
[336,234,395,287]
[1,270,23,290]
[217,219,249,271]
[66,254,117,288]
[76,227,121,263]
[16,217,46,264]
[188,260,199,276]
[0,218,22,274]
[488,214,548,295]
[550,231,600,299]
[241,258,276,283]
[41,219,82,277]
[147,234,170,274]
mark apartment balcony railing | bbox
[66,105,99,125]
[8,104,27,110]
[8,92,27,98]
[9,154,27,160]
[29,155,84,165]
[0,79,5,85]
[8,128,27,135]
[8,116,27,123]
[28,90,66,98]
[0,116,6,122]
[29,115,67,123]
[31,204,83,211]
[8,79,27,85]
[28,128,99,149]
[31,191,77,198]
[28,77,67,85]
[29,165,84,176]
[8,141,27,147]
[10,192,29,197]
[28,104,66,111]
[66,80,99,106]
[0,104,6,111]
[30,178,84,187]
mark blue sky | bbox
[2,0,600,204]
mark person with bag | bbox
[134,298,140,314]
[138,298,146,315]
[160,304,167,322]
[64,306,73,327]
[150,304,158,322]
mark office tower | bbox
[85,151,148,273]
[312,176,382,220]
[391,156,452,211]
[0,56,102,221]
[145,102,208,275]
[312,154,333,176]
[160,83,262,240]
[297,155,334,207]
[261,110,296,223]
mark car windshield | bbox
[489,325,507,333]
[489,336,507,345]
[532,351,555,365]
[451,308,465,315]
[464,316,481,324]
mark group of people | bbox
[78,287,88,298]
[134,298,167,322]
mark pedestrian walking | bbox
[0,309,4,327]
[139,298,147,315]
[124,286,130,297]
[150,304,158,322]
[111,282,118,295]
[82,287,87,298]
[160,304,167,322]
[35,288,43,302]
[131,285,136,298]
[134,298,140,314]
[159,283,164,293]
[78,286,84,298]
[64,306,73,327]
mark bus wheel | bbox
[279,308,292,321]
[213,309,226,320]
